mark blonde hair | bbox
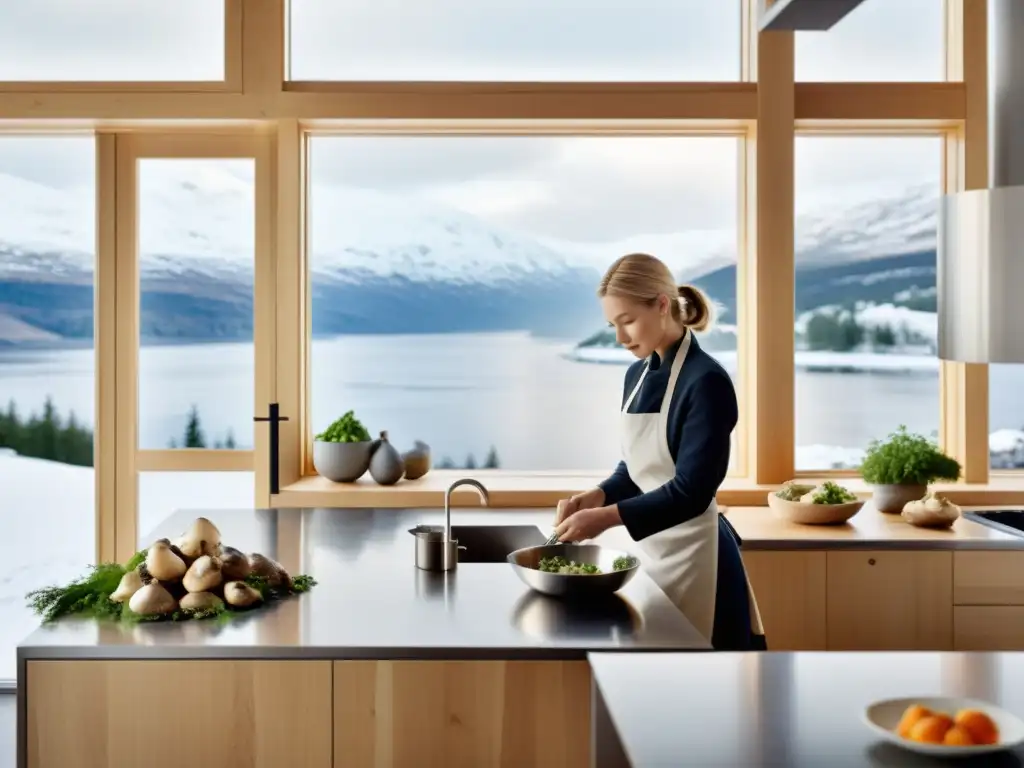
[597,252,713,333]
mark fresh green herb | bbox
[775,483,816,502]
[26,563,127,623]
[290,574,318,592]
[859,425,962,486]
[612,555,636,571]
[244,573,271,599]
[808,481,857,505]
[124,549,147,571]
[537,556,601,575]
[315,410,371,443]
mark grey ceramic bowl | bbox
[313,439,373,483]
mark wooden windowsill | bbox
[274,471,1024,509]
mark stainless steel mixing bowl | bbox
[506,543,640,598]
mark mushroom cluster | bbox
[109,517,293,618]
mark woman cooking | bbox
[553,252,767,651]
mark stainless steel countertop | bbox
[588,651,1024,767]
[17,508,709,662]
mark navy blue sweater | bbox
[598,331,737,542]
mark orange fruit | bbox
[896,704,933,738]
[955,709,999,746]
[943,726,975,746]
[908,714,954,744]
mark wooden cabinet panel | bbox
[826,551,953,650]
[27,660,333,768]
[954,552,1024,605]
[334,660,591,768]
[743,551,826,650]
[954,606,1024,650]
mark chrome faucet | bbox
[444,478,490,566]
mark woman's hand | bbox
[554,487,606,527]
[554,505,622,543]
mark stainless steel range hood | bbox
[938,0,1024,363]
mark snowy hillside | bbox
[0,162,943,343]
[795,182,938,265]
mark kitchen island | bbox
[588,650,1024,767]
[17,507,706,768]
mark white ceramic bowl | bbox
[863,696,1024,757]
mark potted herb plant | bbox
[313,410,374,483]
[859,425,962,514]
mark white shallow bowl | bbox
[863,696,1024,757]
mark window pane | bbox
[309,136,740,473]
[794,136,941,471]
[139,472,255,547]
[795,0,944,82]
[0,0,224,82]
[137,159,255,451]
[990,366,1024,469]
[0,137,95,682]
[289,0,740,81]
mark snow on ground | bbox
[566,346,939,374]
[0,453,253,682]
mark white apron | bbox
[620,331,764,645]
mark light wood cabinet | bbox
[743,551,827,650]
[954,552,1024,605]
[826,551,953,650]
[954,606,1024,650]
[26,660,333,768]
[333,660,591,768]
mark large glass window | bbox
[288,0,741,81]
[308,135,741,474]
[0,137,95,681]
[794,136,942,471]
[137,159,255,451]
[0,0,224,82]
[989,366,1024,470]
[795,0,944,82]
[139,472,255,545]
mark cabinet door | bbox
[955,606,1024,650]
[334,660,591,768]
[27,660,333,768]
[743,551,826,650]
[827,551,953,650]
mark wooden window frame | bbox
[1,0,1013,558]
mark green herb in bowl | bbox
[316,410,371,443]
[801,480,857,505]
[775,483,816,502]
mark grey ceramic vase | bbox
[872,483,927,514]
[369,431,405,486]
[313,439,373,483]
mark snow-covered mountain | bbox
[0,161,941,345]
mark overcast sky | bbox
[0,0,945,243]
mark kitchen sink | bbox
[450,525,546,563]
[964,510,1024,538]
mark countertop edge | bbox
[738,539,1024,551]
[17,646,710,661]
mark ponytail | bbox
[676,284,713,332]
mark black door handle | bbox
[254,403,290,495]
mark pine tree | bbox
[225,429,236,449]
[483,446,500,469]
[183,405,206,448]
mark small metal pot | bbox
[410,528,465,571]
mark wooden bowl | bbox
[767,492,865,525]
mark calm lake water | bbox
[2,331,1024,681]
[4,331,1024,471]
